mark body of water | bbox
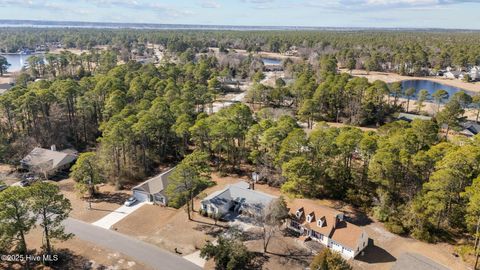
[400,80,474,99]
[0,53,45,72]
[1,54,30,72]
[261,58,282,66]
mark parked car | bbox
[124,196,138,207]
[0,185,7,192]
[19,180,30,187]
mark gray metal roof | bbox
[132,167,174,195]
[461,121,480,136]
[397,113,432,122]
[203,182,276,210]
[391,253,450,270]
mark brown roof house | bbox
[286,199,368,260]
[20,146,77,179]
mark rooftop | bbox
[132,167,175,195]
[396,113,432,122]
[288,198,365,250]
[203,181,276,210]
[21,147,77,171]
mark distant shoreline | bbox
[1,19,480,31]
[340,69,480,93]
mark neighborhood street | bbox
[64,218,201,270]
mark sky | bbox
[0,0,479,29]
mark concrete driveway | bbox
[92,202,145,229]
[65,218,200,270]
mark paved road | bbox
[64,218,201,270]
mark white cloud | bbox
[199,0,220,8]
[305,0,476,10]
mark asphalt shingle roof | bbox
[132,168,174,195]
[21,147,77,171]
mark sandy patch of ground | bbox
[0,72,15,84]
[0,227,149,270]
[55,178,131,223]
[342,69,480,93]
[0,164,21,185]
[114,204,222,256]
[261,71,285,87]
[49,45,107,55]
[243,231,313,270]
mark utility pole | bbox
[88,176,92,210]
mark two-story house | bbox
[286,199,368,260]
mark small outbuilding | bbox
[132,167,174,205]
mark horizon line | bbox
[1,19,480,32]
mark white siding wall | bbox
[354,231,369,257]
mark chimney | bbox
[50,145,56,151]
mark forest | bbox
[0,29,479,264]
[1,28,480,75]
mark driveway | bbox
[92,202,145,229]
[64,218,201,270]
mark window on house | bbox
[306,214,314,223]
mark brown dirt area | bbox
[54,178,131,223]
[114,204,224,256]
[0,164,21,185]
[0,73,15,84]
[0,227,149,270]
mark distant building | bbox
[459,121,480,137]
[444,70,462,79]
[20,146,77,178]
[470,66,480,81]
[286,199,369,260]
[132,167,175,205]
[200,182,276,218]
[396,113,433,122]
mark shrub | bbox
[385,221,405,235]
[310,249,352,270]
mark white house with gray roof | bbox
[132,167,174,205]
[200,182,276,218]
